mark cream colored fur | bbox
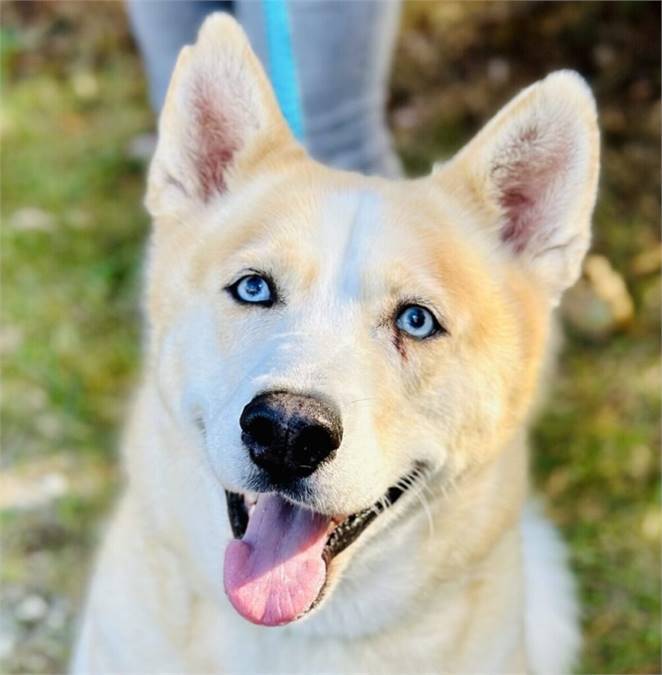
[72,14,599,674]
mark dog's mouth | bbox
[222,464,426,627]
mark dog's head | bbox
[144,15,599,628]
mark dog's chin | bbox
[222,462,428,627]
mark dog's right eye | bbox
[226,274,276,307]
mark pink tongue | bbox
[223,494,331,626]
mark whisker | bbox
[348,397,377,405]
[413,482,435,539]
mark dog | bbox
[72,14,599,674]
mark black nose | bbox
[240,391,343,482]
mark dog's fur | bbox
[72,15,599,674]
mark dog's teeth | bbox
[243,493,257,515]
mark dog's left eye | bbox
[395,305,442,339]
[227,274,275,307]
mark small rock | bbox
[40,473,69,500]
[0,325,23,356]
[8,207,55,232]
[71,71,99,100]
[562,254,634,339]
[641,508,662,542]
[562,283,614,338]
[631,247,661,276]
[584,255,635,325]
[15,594,49,624]
[0,618,17,660]
[1,468,69,511]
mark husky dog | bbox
[73,14,599,674]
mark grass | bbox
[1,3,660,673]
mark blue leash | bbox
[262,0,305,141]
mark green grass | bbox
[533,337,660,673]
[1,3,660,673]
[1,62,148,466]
[1,9,150,669]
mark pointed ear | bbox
[146,14,294,217]
[440,71,600,303]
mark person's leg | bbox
[126,0,233,112]
[128,0,401,177]
[238,0,402,178]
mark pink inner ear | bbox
[191,82,242,201]
[499,187,536,253]
[492,125,572,254]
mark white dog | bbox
[73,14,599,674]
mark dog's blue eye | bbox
[395,305,441,339]
[228,274,275,306]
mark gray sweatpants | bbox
[126,0,402,177]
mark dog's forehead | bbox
[315,188,393,299]
[308,183,467,302]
